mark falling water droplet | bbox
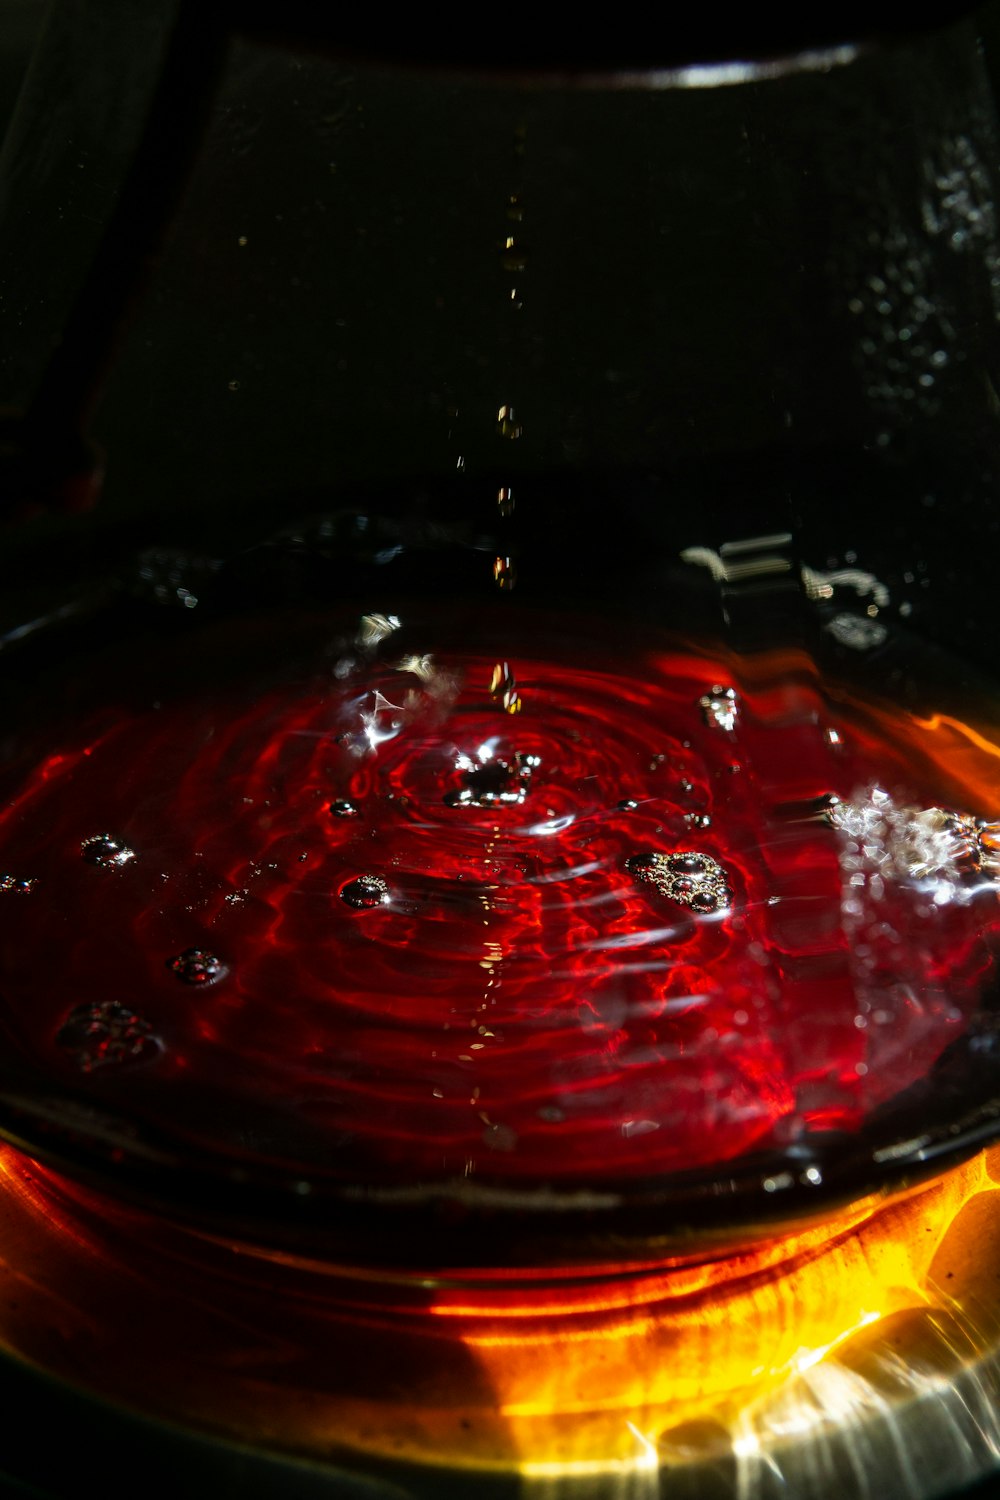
[166,948,228,986]
[496,405,523,440]
[490,661,514,696]
[57,1001,162,1072]
[330,799,361,819]
[500,238,529,273]
[493,556,517,590]
[0,873,37,893]
[497,486,515,517]
[340,874,390,909]
[489,661,522,714]
[81,834,136,869]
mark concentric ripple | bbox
[0,610,998,1193]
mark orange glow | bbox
[0,1145,997,1486]
[436,1149,1000,1477]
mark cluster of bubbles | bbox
[166,949,228,986]
[626,850,734,914]
[80,834,136,870]
[57,1001,161,1073]
[699,686,740,733]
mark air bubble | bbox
[166,948,227,986]
[81,834,136,869]
[57,1001,162,1072]
[330,799,360,818]
[617,799,639,811]
[340,874,390,909]
[0,873,36,893]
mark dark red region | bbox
[0,618,995,1191]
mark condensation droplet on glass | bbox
[0,873,37,893]
[330,799,361,819]
[496,405,522,440]
[699,686,739,732]
[57,1001,162,1072]
[493,556,517,590]
[340,874,390,910]
[81,834,136,869]
[497,486,515,516]
[166,948,228,986]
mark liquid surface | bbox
[1,607,999,1199]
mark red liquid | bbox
[0,609,998,1202]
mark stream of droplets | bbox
[1,609,999,1190]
